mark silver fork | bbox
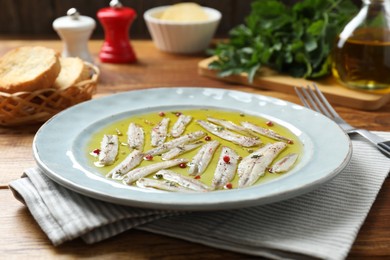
[295,83,390,158]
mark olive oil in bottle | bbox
[332,29,390,90]
[332,0,390,91]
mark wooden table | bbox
[1,39,389,259]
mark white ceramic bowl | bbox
[144,6,221,54]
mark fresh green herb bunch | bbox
[209,0,358,82]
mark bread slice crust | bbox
[0,46,60,93]
[53,57,90,90]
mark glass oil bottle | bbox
[332,0,390,92]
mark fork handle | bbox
[356,130,390,158]
[378,141,390,158]
[354,129,385,144]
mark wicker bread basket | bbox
[0,62,99,126]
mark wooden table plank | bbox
[349,180,390,258]
[0,133,36,186]
[0,39,389,259]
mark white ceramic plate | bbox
[33,87,352,210]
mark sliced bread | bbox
[53,57,90,90]
[0,46,60,93]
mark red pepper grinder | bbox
[97,0,137,63]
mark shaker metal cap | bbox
[67,8,80,20]
[53,8,96,31]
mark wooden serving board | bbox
[198,57,390,110]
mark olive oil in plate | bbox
[86,108,303,191]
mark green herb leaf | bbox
[209,0,358,82]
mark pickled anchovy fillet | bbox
[136,178,193,192]
[127,123,145,151]
[240,143,272,166]
[161,141,203,160]
[236,144,271,183]
[156,169,210,192]
[188,140,220,176]
[151,117,170,147]
[238,142,287,188]
[212,147,239,189]
[107,149,144,180]
[170,114,192,137]
[145,131,206,156]
[241,121,292,143]
[98,134,119,165]
[123,158,189,184]
[197,120,261,147]
[207,117,248,135]
[269,153,298,173]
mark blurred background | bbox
[0,0,299,39]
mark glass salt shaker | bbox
[332,0,390,92]
[52,8,96,63]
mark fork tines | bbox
[295,84,390,158]
[294,84,338,119]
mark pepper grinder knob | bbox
[109,0,123,8]
[97,0,137,63]
[52,8,96,63]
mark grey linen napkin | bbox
[9,132,390,260]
